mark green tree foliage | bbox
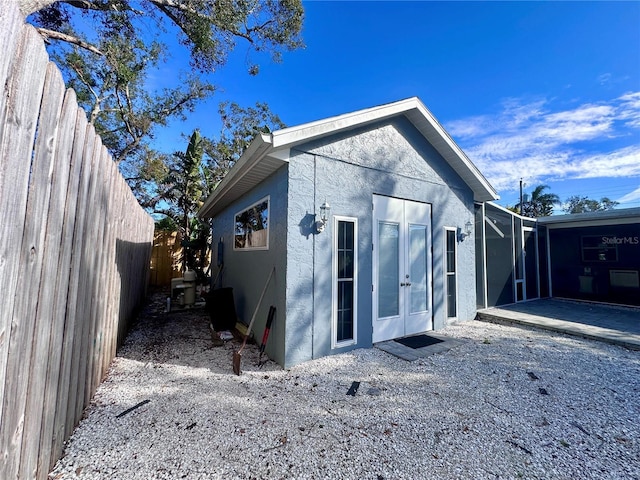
[160,130,206,239]
[563,195,619,214]
[155,216,177,231]
[25,0,303,188]
[152,102,285,275]
[202,101,286,190]
[505,205,520,214]
[154,130,210,275]
[515,184,560,218]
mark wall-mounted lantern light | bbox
[458,220,473,242]
[315,201,331,233]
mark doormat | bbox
[395,334,443,349]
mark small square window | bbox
[234,197,269,250]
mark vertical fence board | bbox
[87,144,110,401]
[0,24,48,437]
[16,62,67,480]
[98,162,114,383]
[63,123,96,440]
[99,159,119,384]
[109,180,127,359]
[36,92,82,479]
[0,26,51,479]
[73,132,103,428]
[50,109,88,465]
[0,3,21,151]
[0,6,21,417]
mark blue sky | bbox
[156,1,640,212]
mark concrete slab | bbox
[477,298,640,350]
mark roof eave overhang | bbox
[198,134,290,218]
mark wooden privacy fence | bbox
[150,230,184,286]
[0,4,154,480]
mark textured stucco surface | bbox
[284,117,476,367]
[211,167,289,366]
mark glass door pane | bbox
[515,218,524,280]
[378,221,399,318]
[524,229,538,300]
[408,224,428,314]
[337,281,353,341]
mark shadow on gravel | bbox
[117,288,281,375]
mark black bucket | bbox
[206,287,237,331]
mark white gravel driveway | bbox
[50,294,640,479]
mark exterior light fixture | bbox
[315,201,331,233]
[458,220,473,242]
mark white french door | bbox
[372,195,432,343]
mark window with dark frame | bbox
[336,219,355,343]
[446,229,457,318]
[234,197,269,250]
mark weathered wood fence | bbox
[0,4,154,479]
[150,230,184,286]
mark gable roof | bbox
[199,97,499,218]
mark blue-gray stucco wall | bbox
[211,167,289,367]
[284,117,476,367]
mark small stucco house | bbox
[199,97,498,367]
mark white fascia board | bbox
[539,207,640,228]
[539,207,640,229]
[270,98,420,149]
[542,216,640,229]
[410,102,498,202]
[271,97,498,202]
[486,201,535,221]
[198,134,273,218]
[199,97,500,218]
[540,214,640,230]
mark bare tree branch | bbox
[36,27,104,55]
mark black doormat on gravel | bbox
[395,334,443,349]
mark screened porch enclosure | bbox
[476,202,546,308]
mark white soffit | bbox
[198,137,287,218]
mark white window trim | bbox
[444,227,458,320]
[332,215,358,349]
[233,195,270,251]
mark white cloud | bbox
[617,91,640,128]
[448,92,640,193]
[617,185,640,204]
[598,73,612,86]
[573,146,640,179]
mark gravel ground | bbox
[50,291,640,480]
